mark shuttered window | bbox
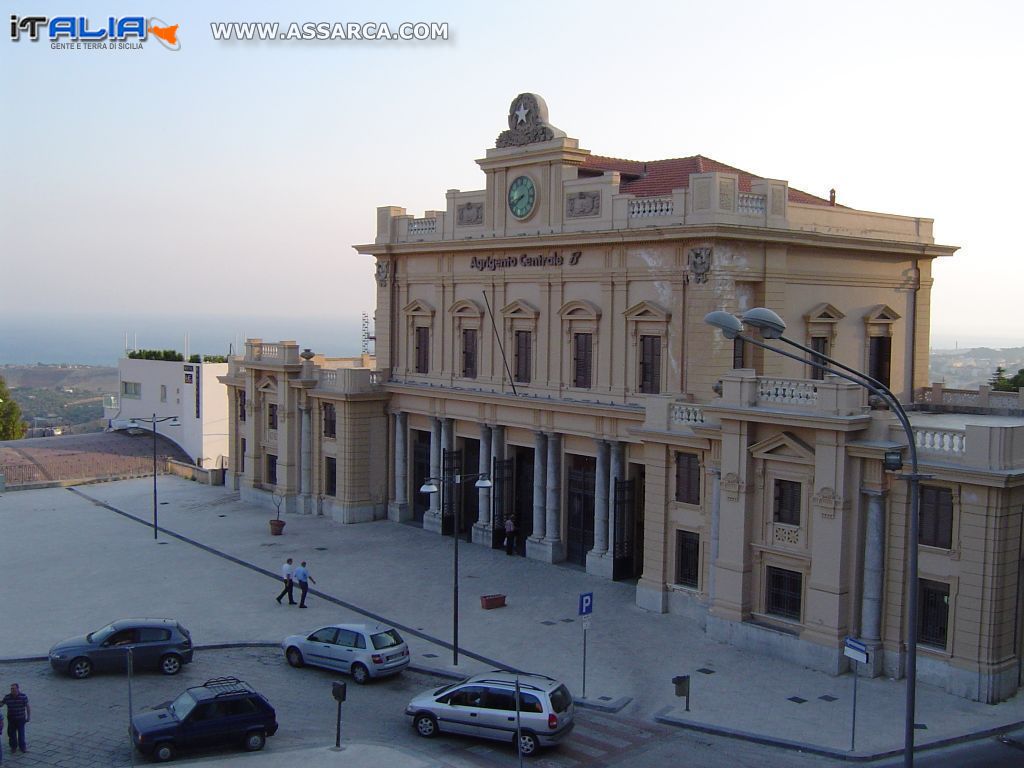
[920,486,953,549]
[267,403,278,430]
[639,335,661,394]
[573,333,593,389]
[675,452,700,505]
[765,567,802,620]
[237,390,246,422]
[514,330,532,383]
[918,579,950,648]
[773,479,801,526]
[732,338,746,369]
[810,336,829,380]
[675,530,700,588]
[462,329,478,379]
[868,336,891,388]
[322,403,336,438]
[415,326,430,374]
[324,457,337,497]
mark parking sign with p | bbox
[579,592,593,616]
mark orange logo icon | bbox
[149,23,178,45]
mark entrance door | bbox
[511,446,534,555]
[491,457,514,549]
[412,431,430,524]
[612,478,637,580]
[566,456,595,566]
[458,439,480,541]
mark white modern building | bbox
[105,357,229,468]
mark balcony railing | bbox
[757,378,818,407]
[670,403,705,426]
[629,197,674,218]
[737,193,767,215]
[914,427,967,457]
[408,217,438,234]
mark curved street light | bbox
[420,467,492,666]
[129,413,181,540]
[705,307,924,768]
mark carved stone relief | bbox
[374,260,390,287]
[719,179,735,211]
[495,93,567,148]
[688,248,712,284]
[813,487,840,519]
[721,471,743,501]
[566,191,601,218]
[773,525,801,546]
[457,202,483,226]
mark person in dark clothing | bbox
[294,561,316,608]
[504,516,517,555]
[2,684,29,754]
[275,557,296,604]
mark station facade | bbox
[221,94,1024,703]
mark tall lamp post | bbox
[420,455,492,666]
[129,413,181,540]
[705,308,924,768]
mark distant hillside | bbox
[0,364,117,392]
[929,347,1024,390]
[1,364,118,434]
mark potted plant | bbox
[269,490,286,535]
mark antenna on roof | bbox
[829,188,836,206]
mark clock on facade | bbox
[507,175,536,219]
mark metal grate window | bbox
[573,333,593,389]
[918,579,950,648]
[266,454,278,486]
[674,452,700,505]
[415,326,430,374]
[773,479,801,526]
[809,336,829,380]
[462,329,477,379]
[322,403,336,438]
[514,330,532,383]
[919,486,953,549]
[324,457,337,497]
[675,530,700,588]
[765,566,802,621]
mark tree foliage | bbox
[128,349,184,361]
[990,366,1024,392]
[0,376,27,440]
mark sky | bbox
[2,0,1022,355]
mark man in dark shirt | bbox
[1,683,29,753]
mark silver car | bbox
[405,671,575,756]
[282,623,410,684]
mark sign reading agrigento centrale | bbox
[470,250,583,272]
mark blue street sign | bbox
[579,592,593,616]
[845,637,867,653]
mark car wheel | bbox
[286,647,304,668]
[159,654,182,675]
[516,730,539,757]
[244,730,266,752]
[153,742,175,762]
[70,657,93,679]
[351,662,370,685]
[413,712,438,738]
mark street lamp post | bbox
[705,308,924,768]
[420,454,492,666]
[130,413,180,540]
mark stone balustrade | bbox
[916,383,1024,414]
[408,217,437,234]
[629,197,674,218]
[317,367,381,394]
[670,402,706,426]
[243,339,301,366]
[737,193,767,215]
[914,428,967,456]
[757,378,819,407]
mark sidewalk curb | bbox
[655,706,1024,762]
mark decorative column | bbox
[526,431,547,560]
[707,467,721,601]
[534,432,565,563]
[389,412,409,522]
[472,424,492,545]
[424,417,442,534]
[859,488,887,677]
[300,404,312,515]
[606,441,625,562]
[587,439,613,577]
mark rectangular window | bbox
[809,336,829,380]
[514,330,532,383]
[323,402,336,438]
[674,452,700,505]
[675,530,700,588]
[920,486,953,549]
[573,333,593,389]
[325,457,337,497]
[266,454,278,486]
[868,335,892,388]
[237,390,246,422]
[121,381,141,398]
[160,384,167,403]
[918,579,950,648]
[639,335,661,394]
[462,328,478,379]
[773,479,801,526]
[765,566,802,621]
[239,437,246,473]
[732,338,747,370]
[415,326,430,374]
[267,403,278,430]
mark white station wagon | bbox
[282,622,410,684]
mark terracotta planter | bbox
[269,519,286,535]
[480,594,506,610]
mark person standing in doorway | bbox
[2,683,29,754]
[294,561,316,608]
[276,557,296,605]
[504,516,517,556]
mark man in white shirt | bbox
[275,558,296,605]
[294,561,316,608]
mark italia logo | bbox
[10,15,180,50]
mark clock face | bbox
[508,175,536,219]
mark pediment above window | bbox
[558,299,601,321]
[500,299,539,319]
[804,303,844,324]
[402,298,435,318]
[449,299,483,318]
[864,304,900,324]
[623,300,670,323]
[749,431,815,465]
[256,376,277,394]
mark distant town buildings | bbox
[220,94,1024,704]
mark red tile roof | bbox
[581,153,834,206]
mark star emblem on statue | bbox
[515,101,530,125]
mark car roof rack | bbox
[487,669,558,683]
[194,677,254,698]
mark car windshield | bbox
[370,629,403,650]
[86,623,117,643]
[169,691,197,720]
[549,684,572,713]
[432,677,470,697]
